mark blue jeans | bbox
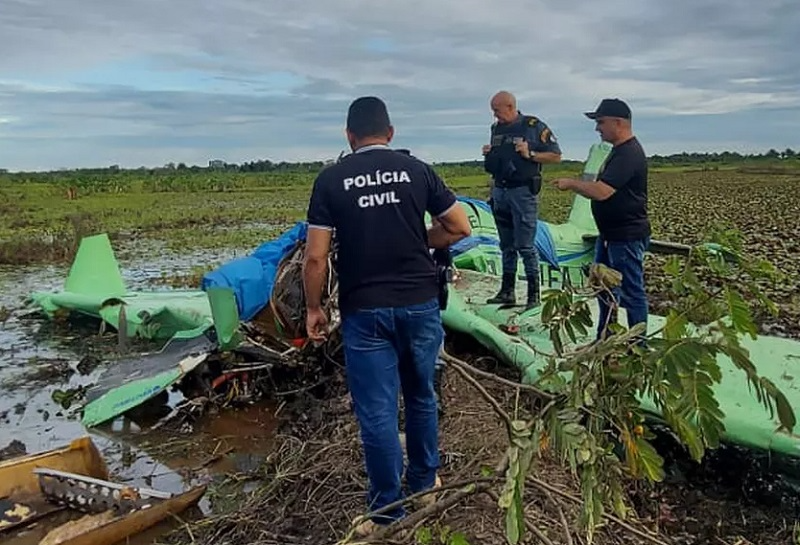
[594,236,649,340]
[490,185,538,279]
[341,297,444,524]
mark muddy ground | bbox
[2,249,799,544]
[149,333,799,545]
[0,251,282,545]
[2,167,799,544]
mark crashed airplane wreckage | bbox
[28,142,800,463]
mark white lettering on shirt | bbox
[357,191,402,208]
[343,170,411,191]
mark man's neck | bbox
[612,132,635,147]
[500,111,522,125]
[352,137,390,152]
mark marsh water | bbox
[0,243,280,540]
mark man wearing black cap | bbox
[552,98,650,341]
[303,96,472,535]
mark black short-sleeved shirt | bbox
[306,145,458,315]
[591,137,651,241]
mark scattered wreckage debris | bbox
[155,334,800,545]
[0,439,26,462]
[0,437,205,545]
[24,229,341,431]
[27,144,800,465]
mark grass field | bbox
[2,160,798,337]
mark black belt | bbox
[494,178,534,189]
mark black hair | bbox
[346,96,392,139]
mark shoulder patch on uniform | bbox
[541,127,556,143]
[526,116,539,126]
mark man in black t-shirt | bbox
[552,98,650,341]
[303,96,471,534]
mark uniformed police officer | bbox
[303,96,472,535]
[482,91,562,310]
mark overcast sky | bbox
[1,0,797,171]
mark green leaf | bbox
[448,532,471,545]
[415,526,433,545]
[776,390,797,432]
[725,287,758,339]
[664,309,689,340]
[550,327,564,356]
[719,343,758,383]
[671,413,705,461]
[760,378,798,432]
[635,437,665,482]
[564,319,577,344]
[504,490,524,545]
[562,423,584,437]
[664,255,682,277]
[660,339,705,376]
[577,448,593,463]
[510,419,528,434]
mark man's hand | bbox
[306,307,329,343]
[551,178,574,191]
[514,139,530,159]
[482,144,491,155]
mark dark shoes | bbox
[486,273,516,305]
[486,273,540,311]
[525,285,539,311]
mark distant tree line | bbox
[0,148,796,177]
[647,148,796,167]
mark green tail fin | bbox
[65,233,126,297]
[566,142,613,234]
[206,286,242,350]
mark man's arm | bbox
[552,152,635,201]
[531,151,562,164]
[552,178,616,201]
[303,227,332,310]
[527,121,562,164]
[483,125,500,174]
[303,176,334,311]
[428,203,471,249]
[424,166,472,248]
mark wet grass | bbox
[2,161,799,336]
[0,165,579,266]
[0,181,315,264]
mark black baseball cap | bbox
[584,98,631,120]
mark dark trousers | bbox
[489,185,538,279]
[593,236,650,340]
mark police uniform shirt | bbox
[591,136,651,241]
[306,145,458,315]
[485,113,562,185]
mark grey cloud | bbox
[0,0,798,170]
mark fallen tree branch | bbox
[441,352,555,401]
[543,487,574,545]
[372,481,494,543]
[447,353,512,426]
[527,477,671,545]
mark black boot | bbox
[525,274,540,311]
[486,273,516,305]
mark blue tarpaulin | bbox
[200,196,560,321]
[202,221,308,321]
[451,196,560,268]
